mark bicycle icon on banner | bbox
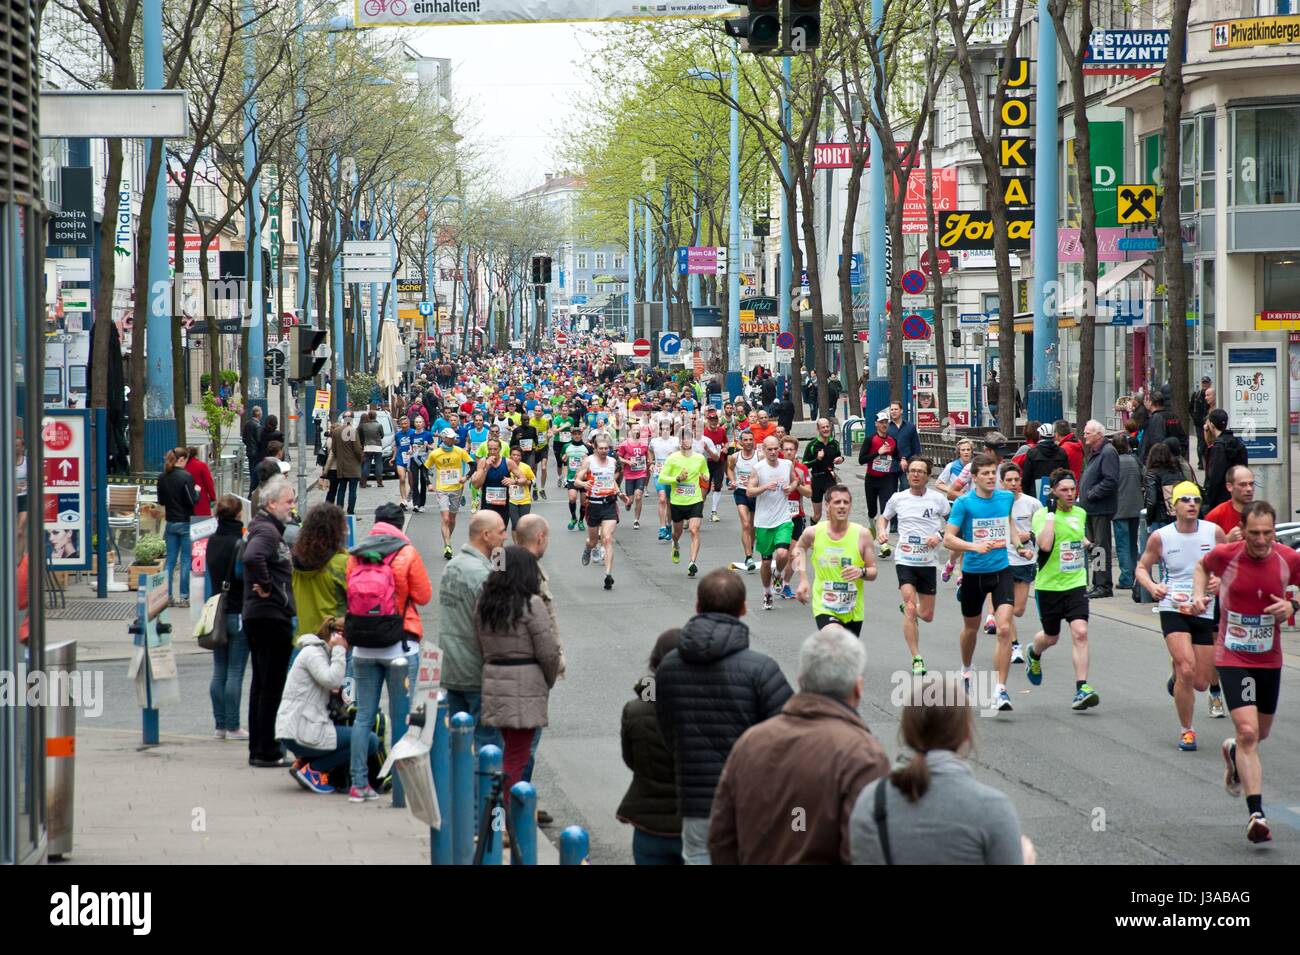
[363,0,407,16]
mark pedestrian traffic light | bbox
[951,328,962,350]
[531,255,552,285]
[291,324,328,382]
[786,0,821,53]
[725,1,781,55]
[265,344,286,384]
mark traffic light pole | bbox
[863,0,890,421]
[726,44,742,400]
[1027,0,1063,424]
[779,54,793,400]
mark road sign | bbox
[659,332,682,356]
[418,301,434,317]
[901,270,927,295]
[632,338,652,357]
[959,312,989,328]
[920,249,953,277]
[901,314,932,340]
[901,294,929,308]
[1116,184,1157,224]
[1117,236,1161,251]
[903,340,932,355]
[776,331,795,350]
[342,239,396,284]
[677,246,728,276]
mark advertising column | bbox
[1218,331,1292,519]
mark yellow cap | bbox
[1171,481,1201,501]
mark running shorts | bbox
[1216,665,1281,715]
[958,569,1015,619]
[624,476,648,496]
[1010,564,1037,584]
[896,565,937,596]
[1159,611,1217,647]
[670,501,704,524]
[815,614,863,636]
[754,523,794,558]
[1035,586,1089,637]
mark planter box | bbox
[128,562,164,591]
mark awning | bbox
[1057,257,1153,316]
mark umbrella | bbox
[377,319,403,393]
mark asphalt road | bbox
[82,475,1300,865]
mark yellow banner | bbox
[1212,15,1300,50]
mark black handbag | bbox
[195,539,244,651]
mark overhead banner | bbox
[355,0,736,27]
[936,211,1034,252]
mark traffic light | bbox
[291,324,328,382]
[951,327,962,350]
[264,344,286,384]
[531,255,552,285]
[786,0,822,53]
[724,1,781,55]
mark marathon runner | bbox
[526,405,551,495]
[1204,466,1254,540]
[1135,480,1228,751]
[726,429,760,573]
[802,417,843,524]
[551,403,578,492]
[649,420,678,541]
[511,414,543,501]
[747,436,800,611]
[615,425,651,530]
[424,427,473,559]
[562,423,590,532]
[503,443,535,532]
[1024,469,1100,712]
[779,436,812,599]
[702,407,731,523]
[1191,500,1300,844]
[575,436,631,590]
[878,457,949,675]
[392,414,414,511]
[791,484,877,636]
[659,429,711,578]
[1001,461,1043,665]
[470,437,511,529]
[407,415,434,513]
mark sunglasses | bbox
[1176,496,1201,504]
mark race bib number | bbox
[592,476,616,497]
[558,431,572,443]
[470,441,483,455]
[1224,612,1275,654]
[971,517,1009,545]
[485,486,507,505]
[675,482,696,499]
[519,439,534,451]
[822,581,856,614]
[1058,541,1085,573]
[787,498,801,517]
[437,468,460,488]
[870,456,892,474]
[509,483,527,503]
[412,442,427,460]
[632,451,647,471]
[897,534,932,566]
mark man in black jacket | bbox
[242,406,263,495]
[1189,375,1213,469]
[1079,420,1120,599]
[1138,388,1189,467]
[1022,422,1069,500]
[1202,409,1249,513]
[655,568,793,865]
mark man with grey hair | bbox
[708,625,888,864]
[1078,419,1119,599]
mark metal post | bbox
[691,169,702,308]
[661,177,671,339]
[295,0,311,339]
[450,711,474,865]
[627,197,636,340]
[244,0,266,420]
[143,0,176,466]
[476,744,503,865]
[430,693,452,865]
[331,152,345,413]
[726,44,742,399]
[95,408,107,597]
[559,825,590,865]
[509,781,538,865]
[863,0,890,420]
[1028,0,1063,423]
[644,195,653,342]
[780,55,794,397]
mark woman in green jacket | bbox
[291,503,349,648]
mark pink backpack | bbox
[345,548,405,648]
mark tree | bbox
[1159,0,1192,418]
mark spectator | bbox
[1142,442,1185,530]
[249,442,287,515]
[474,545,561,796]
[242,406,264,496]
[1011,421,1039,468]
[850,674,1033,864]
[345,503,432,802]
[291,503,349,650]
[358,410,386,489]
[156,447,198,607]
[1138,388,1189,466]
[1079,419,1119,599]
[513,513,559,824]
[760,374,776,407]
[1165,435,1198,485]
[886,401,922,493]
[327,412,364,516]
[407,390,430,428]
[936,439,974,495]
[256,414,285,466]
[654,568,794,864]
[1022,422,1068,499]
[185,446,217,517]
[438,509,508,753]
[274,616,380,796]
[1201,409,1248,513]
[774,390,795,434]
[617,629,683,865]
[709,626,888,865]
[205,494,248,741]
[242,475,298,767]
[1111,433,1143,592]
[1189,375,1214,469]
[986,369,1000,422]
[1054,420,1083,480]
[1204,465,1255,541]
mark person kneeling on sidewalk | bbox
[275,617,379,794]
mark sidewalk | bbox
[46,579,207,664]
[70,727,558,864]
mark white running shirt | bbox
[883,489,950,567]
[1155,520,1218,618]
[1008,493,1044,567]
[752,459,794,529]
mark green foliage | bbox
[346,373,379,407]
[133,534,167,566]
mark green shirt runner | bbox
[1030,505,1089,591]
[660,451,710,505]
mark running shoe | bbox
[763,593,773,611]
[348,785,380,803]
[687,562,698,578]
[1025,650,1042,686]
[1222,739,1242,797]
[955,575,963,589]
[577,520,586,531]
[911,656,926,676]
[658,526,669,541]
[633,520,640,530]
[983,614,997,635]
[711,510,719,523]
[1178,730,1197,752]
[1208,693,1226,719]
[1010,641,1024,664]
[443,546,453,560]
[781,584,795,600]
[1071,684,1100,710]
[942,561,955,583]
[879,543,892,559]
[292,765,335,795]
[745,556,757,573]
[593,546,605,563]
[993,688,1013,712]
[581,547,592,566]
[671,545,680,565]
[961,669,973,695]
[1247,813,1272,844]
[604,574,614,591]
[538,488,546,500]
[567,519,577,531]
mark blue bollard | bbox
[509,781,538,865]
[430,693,451,865]
[476,745,504,866]
[559,826,589,866]
[450,711,475,866]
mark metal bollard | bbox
[450,711,475,866]
[559,825,590,866]
[46,640,78,860]
[430,693,452,865]
[476,745,504,866]
[509,781,538,865]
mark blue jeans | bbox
[210,613,250,731]
[1113,518,1139,589]
[286,725,380,777]
[350,651,417,789]
[444,689,504,753]
[633,828,683,865]
[364,451,384,483]
[163,521,192,600]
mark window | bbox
[576,279,588,294]
[594,252,606,269]
[613,254,624,270]
[1262,253,1300,311]
[1233,105,1300,205]
[1199,114,1215,209]
[1201,258,1215,351]
[576,252,587,270]
[1180,119,1195,214]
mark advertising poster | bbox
[915,367,974,429]
[41,411,90,570]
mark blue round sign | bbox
[776,331,795,350]
[901,270,927,295]
[901,314,931,340]
[659,332,682,355]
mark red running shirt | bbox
[1201,541,1300,669]
[1204,501,1240,538]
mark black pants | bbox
[410,465,429,508]
[328,477,359,514]
[247,458,259,497]
[864,474,895,521]
[1086,512,1113,592]
[363,451,384,483]
[1194,425,1208,471]
[245,617,293,762]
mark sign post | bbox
[1217,331,1292,520]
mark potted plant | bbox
[192,387,243,495]
[128,533,167,591]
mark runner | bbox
[802,417,844,524]
[943,452,1030,712]
[503,443,536,531]
[702,407,731,523]
[551,402,577,492]
[1024,469,1101,712]
[746,436,800,611]
[615,425,651,529]
[392,414,414,510]
[423,427,473,559]
[779,435,812,599]
[511,413,543,500]
[527,404,551,496]
[859,411,899,553]
[659,429,711,577]
[1001,461,1043,665]
[791,484,878,636]
[649,420,678,541]
[407,415,434,513]
[465,413,491,510]
[1135,480,1228,750]
[878,457,949,674]
[575,436,632,590]
[470,437,511,529]
[726,429,760,573]
[1204,466,1254,540]
[1191,501,1300,844]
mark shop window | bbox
[1233,105,1300,205]
[1199,114,1216,210]
[1262,253,1300,311]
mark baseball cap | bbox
[1207,408,1229,431]
[1172,481,1201,501]
[876,410,890,422]
[440,427,457,440]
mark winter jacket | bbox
[1203,429,1248,512]
[1057,432,1084,480]
[185,457,218,517]
[358,418,385,451]
[156,466,198,524]
[242,417,263,457]
[886,420,922,472]
[437,543,494,692]
[1139,408,1189,465]
[1022,438,1069,495]
[291,550,349,646]
[1079,440,1120,518]
[1115,452,1143,521]
[241,511,296,625]
[1143,467,1185,526]
[654,612,794,819]
[709,692,888,865]
[204,518,246,614]
[616,677,680,837]
[256,429,285,462]
[346,521,432,640]
[274,634,346,751]
[329,423,364,478]
[476,594,561,729]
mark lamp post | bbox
[1028,0,1062,423]
[779,55,793,400]
[864,0,890,421]
[143,0,175,467]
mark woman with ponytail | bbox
[849,674,1034,864]
[157,447,199,607]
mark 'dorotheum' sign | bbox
[356,0,735,27]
